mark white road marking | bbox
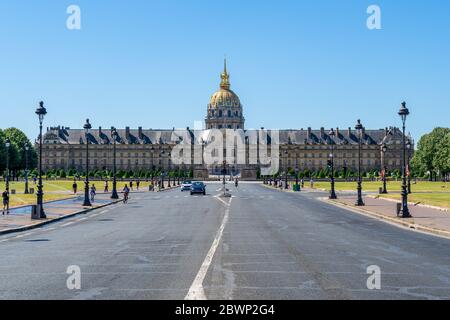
[61,222,75,227]
[185,197,233,300]
[100,210,109,214]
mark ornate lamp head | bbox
[398,101,410,124]
[35,101,47,125]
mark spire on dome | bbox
[220,58,230,90]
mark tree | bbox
[412,127,450,180]
[433,131,450,179]
[0,128,37,173]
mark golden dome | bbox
[208,59,241,109]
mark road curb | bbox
[0,199,122,236]
[156,185,180,192]
[324,198,450,239]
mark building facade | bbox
[38,61,411,178]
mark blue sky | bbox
[1,0,449,142]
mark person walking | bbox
[136,179,140,191]
[122,184,130,204]
[310,178,314,189]
[130,180,134,191]
[104,180,109,193]
[90,184,96,202]
[72,179,78,194]
[2,189,10,215]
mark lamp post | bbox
[35,101,47,218]
[355,119,365,206]
[284,150,288,189]
[111,127,119,199]
[222,160,227,196]
[406,139,412,194]
[167,152,172,188]
[5,138,10,192]
[160,151,165,189]
[399,102,412,218]
[24,145,29,194]
[82,119,92,207]
[328,128,337,199]
[381,143,388,194]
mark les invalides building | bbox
[39,61,410,179]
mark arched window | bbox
[228,110,232,117]
[219,110,223,117]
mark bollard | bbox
[396,203,402,217]
[31,205,39,220]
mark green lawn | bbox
[0,180,154,194]
[0,179,155,208]
[378,193,450,209]
[298,180,449,209]
[308,181,450,193]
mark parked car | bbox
[181,180,193,192]
[190,182,206,195]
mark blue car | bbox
[190,182,206,195]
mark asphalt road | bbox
[0,183,449,300]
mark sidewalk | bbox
[0,194,120,235]
[327,195,450,238]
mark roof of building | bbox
[42,126,405,146]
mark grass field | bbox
[301,180,449,209]
[378,193,450,209]
[308,181,450,193]
[0,180,153,194]
[0,179,155,208]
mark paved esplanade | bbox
[0,183,449,300]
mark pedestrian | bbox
[2,189,10,215]
[33,176,37,184]
[104,180,109,193]
[310,178,314,189]
[130,180,134,191]
[123,184,130,203]
[136,179,140,190]
[90,184,96,202]
[301,178,305,189]
[72,179,78,194]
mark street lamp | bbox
[160,151,165,189]
[82,119,92,207]
[5,138,10,193]
[328,129,337,199]
[284,150,288,189]
[24,144,30,194]
[381,143,388,194]
[222,160,227,196]
[35,101,47,218]
[167,152,172,188]
[355,119,365,206]
[406,139,412,194]
[399,102,412,218]
[111,127,119,199]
